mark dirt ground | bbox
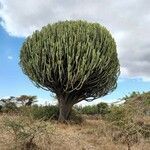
[0,115,149,150]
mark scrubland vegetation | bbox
[0,91,149,150]
[0,20,149,150]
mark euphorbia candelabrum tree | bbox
[20,20,120,122]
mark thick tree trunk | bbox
[58,100,72,123]
[57,92,82,123]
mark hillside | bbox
[124,91,150,116]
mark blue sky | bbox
[0,0,150,105]
[0,24,149,105]
[0,25,51,101]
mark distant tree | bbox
[20,20,120,122]
[0,96,17,112]
[0,96,15,104]
[16,95,37,106]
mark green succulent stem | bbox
[20,20,120,122]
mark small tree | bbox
[16,95,37,106]
[20,20,120,122]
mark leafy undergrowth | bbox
[0,114,149,150]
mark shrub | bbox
[2,116,48,150]
[31,105,84,124]
[106,105,145,150]
[2,102,18,113]
[68,109,84,124]
[106,105,130,126]
[81,105,98,115]
[97,102,110,117]
[30,105,59,121]
[73,105,83,114]
[20,104,83,124]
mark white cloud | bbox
[0,0,150,81]
[141,77,150,82]
[77,98,117,106]
[36,97,58,105]
[36,97,116,106]
[7,55,13,60]
[77,98,103,106]
[0,96,116,106]
[0,96,10,99]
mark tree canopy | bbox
[20,20,120,121]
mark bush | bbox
[19,104,84,124]
[1,116,51,150]
[29,105,84,124]
[106,105,129,126]
[68,109,84,124]
[2,102,18,113]
[73,105,83,114]
[106,104,147,150]
[30,105,59,121]
[81,105,98,115]
[76,103,110,116]
[97,102,110,117]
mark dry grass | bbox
[0,114,149,150]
